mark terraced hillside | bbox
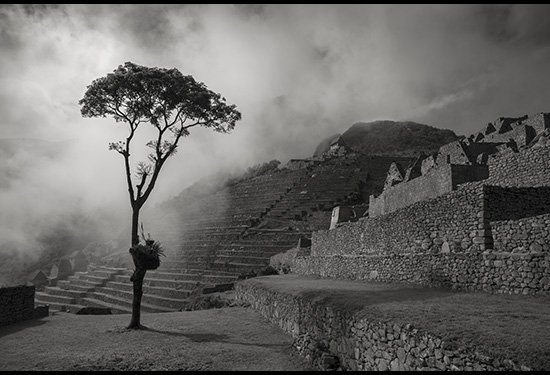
[35,151,414,313]
[152,152,414,274]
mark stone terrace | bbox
[36,152,411,313]
[236,274,550,371]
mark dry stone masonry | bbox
[235,279,530,371]
[0,285,47,326]
[293,112,550,296]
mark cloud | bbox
[0,4,550,262]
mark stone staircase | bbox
[35,264,239,314]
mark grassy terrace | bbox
[244,274,550,370]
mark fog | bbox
[1,4,550,278]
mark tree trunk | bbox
[127,267,146,329]
[131,206,140,247]
[128,206,146,329]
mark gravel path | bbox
[0,307,314,371]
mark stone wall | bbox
[0,285,38,326]
[523,112,550,134]
[295,182,550,296]
[486,144,550,187]
[492,213,550,253]
[333,183,485,257]
[485,186,550,221]
[235,279,528,371]
[437,141,471,164]
[294,251,550,296]
[369,164,488,217]
[484,123,536,147]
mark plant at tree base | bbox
[130,223,165,271]
[79,62,241,329]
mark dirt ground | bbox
[0,307,314,371]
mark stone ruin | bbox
[369,112,550,217]
[293,110,550,296]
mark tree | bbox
[79,62,241,329]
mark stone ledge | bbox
[235,275,537,371]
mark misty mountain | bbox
[314,121,459,157]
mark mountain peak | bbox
[314,120,458,157]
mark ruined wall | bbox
[369,164,488,218]
[0,285,37,326]
[486,145,550,187]
[483,124,536,147]
[479,113,548,147]
[235,279,527,371]
[523,112,550,134]
[436,141,471,164]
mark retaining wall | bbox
[235,279,529,371]
[0,285,42,326]
[294,183,550,295]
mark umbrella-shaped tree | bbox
[79,62,241,329]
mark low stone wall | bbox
[294,251,550,296]
[0,285,44,326]
[235,279,528,371]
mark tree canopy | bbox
[79,61,241,209]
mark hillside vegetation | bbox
[314,121,458,157]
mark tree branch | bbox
[124,128,136,205]
[136,170,148,199]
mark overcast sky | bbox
[1,4,550,215]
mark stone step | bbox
[57,280,97,292]
[35,292,75,305]
[214,255,270,265]
[209,262,264,273]
[181,229,246,236]
[113,274,199,290]
[216,249,288,257]
[66,277,106,288]
[43,286,88,299]
[104,281,194,299]
[147,271,238,285]
[97,287,189,310]
[87,291,180,312]
[88,265,131,273]
[74,274,108,284]
[78,269,123,278]
[140,270,204,281]
[222,243,295,250]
